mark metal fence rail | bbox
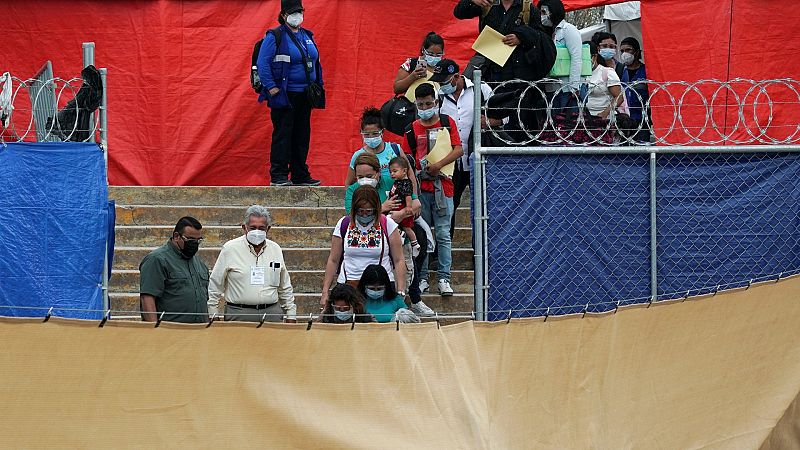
[481,77,800,147]
[472,72,800,320]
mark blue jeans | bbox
[419,191,453,282]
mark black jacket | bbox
[454,0,542,82]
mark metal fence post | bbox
[82,42,95,67]
[649,152,658,301]
[82,42,97,143]
[99,68,108,151]
[472,70,486,321]
[99,67,109,312]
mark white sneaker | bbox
[410,300,435,316]
[438,279,454,297]
[419,279,430,293]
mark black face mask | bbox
[180,240,200,259]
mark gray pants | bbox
[402,241,414,291]
[224,303,283,322]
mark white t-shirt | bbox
[586,65,622,116]
[333,215,399,283]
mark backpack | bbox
[380,58,419,136]
[250,28,282,94]
[337,215,393,280]
[403,114,453,159]
[524,27,557,81]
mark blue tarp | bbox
[484,153,800,320]
[0,142,108,319]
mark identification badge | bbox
[250,266,266,286]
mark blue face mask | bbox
[439,81,456,96]
[418,107,437,120]
[356,214,375,226]
[333,309,353,321]
[363,136,383,149]
[365,288,385,300]
[424,55,442,66]
[599,48,617,61]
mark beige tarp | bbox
[2,276,800,449]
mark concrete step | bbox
[115,205,473,228]
[110,269,475,295]
[112,247,475,271]
[110,186,347,208]
[114,226,474,249]
[110,186,470,208]
[109,292,475,317]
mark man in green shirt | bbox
[139,216,209,323]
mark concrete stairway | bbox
[109,186,475,317]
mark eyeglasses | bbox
[180,235,204,244]
[357,208,376,216]
[360,130,383,138]
[599,43,617,49]
[423,49,444,58]
[416,101,437,109]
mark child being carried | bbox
[388,156,421,257]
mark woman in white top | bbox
[585,41,626,119]
[320,185,407,309]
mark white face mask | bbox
[357,177,378,188]
[620,52,635,65]
[246,229,267,246]
[286,12,303,28]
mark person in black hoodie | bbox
[455,0,551,143]
[454,0,544,83]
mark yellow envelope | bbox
[423,128,455,177]
[405,77,440,103]
[472,26,514,67]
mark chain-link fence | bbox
[471,73,800,320]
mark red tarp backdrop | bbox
[641,0,800,144]
[3,1,798,185]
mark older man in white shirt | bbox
[429,59,495,240]
[208,205,296,323]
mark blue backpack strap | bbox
[390,142,403,158]
[268,27,283,50]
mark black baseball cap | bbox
[281,0,304,14]
[429,59,460,83]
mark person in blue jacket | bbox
[257,0,323,186]
[618,37,650,143]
